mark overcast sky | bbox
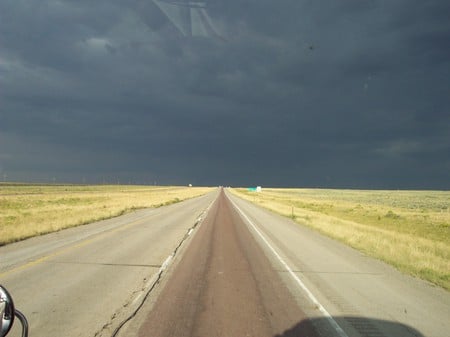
[1,0,449,188]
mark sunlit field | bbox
[0,184,213,246]
[231,188,450,290]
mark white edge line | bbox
[132,255,173,305]
[127,198,217,320]
[229,198,349,337]
[161,255,173,271]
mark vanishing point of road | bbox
[1,188,449,337]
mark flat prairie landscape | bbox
[0,184,213,246]
[231,188,450,290]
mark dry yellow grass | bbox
[0,184,213,245]
[231,188,450,290]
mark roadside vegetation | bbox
[0,184,213,246]
[231,188,450,290]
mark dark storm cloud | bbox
[0,0,449,187]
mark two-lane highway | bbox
[2,188,449,337]
[0,191,218,337]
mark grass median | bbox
[230,188,450,291]
[0,184,214,246]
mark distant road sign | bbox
[248,186,262,192]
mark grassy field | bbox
[231,188,450,290]
[0,184,213,246]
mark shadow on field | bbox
[274,316,424,337]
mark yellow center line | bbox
[0,217,147,279]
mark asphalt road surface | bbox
[1,188,449,337]
[0,191,218,337]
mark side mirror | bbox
[0,285,15,337]
[0,285,28,337]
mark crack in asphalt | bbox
[91,202,214,337]
[46,261,162,268]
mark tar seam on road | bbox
[229,197,350,337]
[109,201,215,337]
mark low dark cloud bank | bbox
[1,0,449,188]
